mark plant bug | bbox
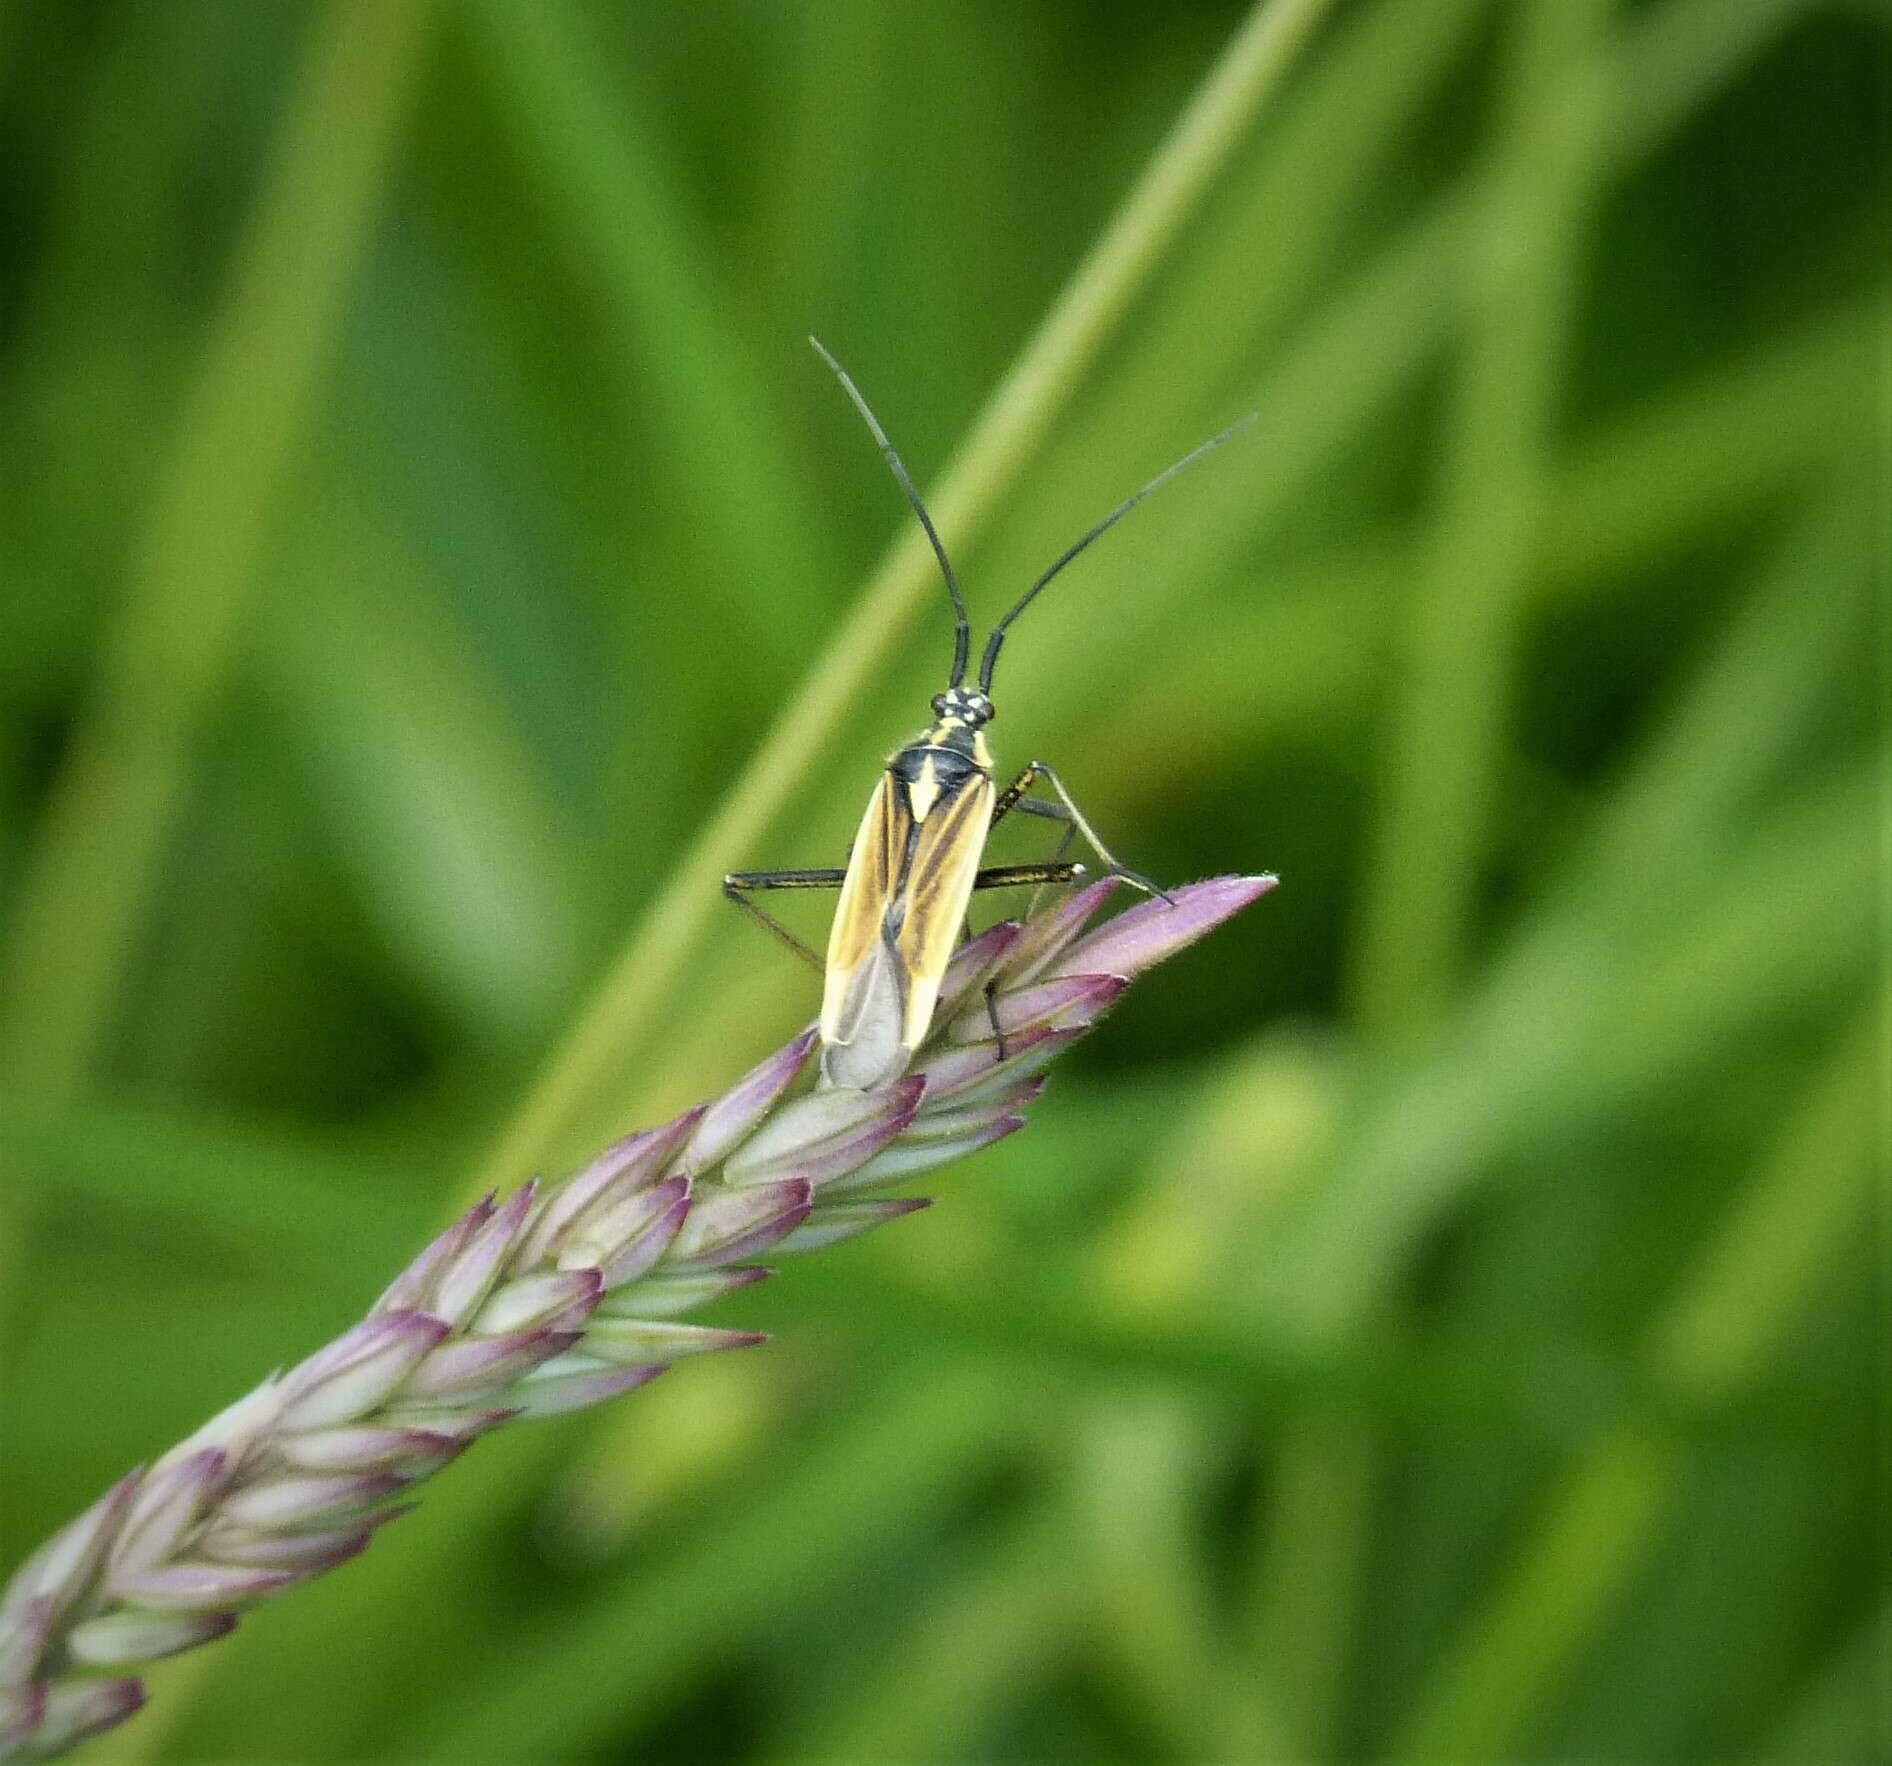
[725,338,1251,1091]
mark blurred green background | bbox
[2,0,1886,1759]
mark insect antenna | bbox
[977,411,1257,694]
[810,336,972,688]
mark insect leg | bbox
[1026,819,1081,918]
[725,851,1085,988]
[722,868,847,971]
[969,861,1084,889]
[987,765,1041,829]
[981,977,1007,1061]
[941,905,1012,1060]
[990,762,1173,903]
[963,858,1088,1058]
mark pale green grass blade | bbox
[0,6,238,677]
[1253,496,1878,1339]
[253,488,585,1047]
[1260,9,1615,1738]
[1012,0,1493,536]
[776,1503,1079,1762]
[750,1221,1625,1436]
[397,1367,1018,1756]
[456,0,837,685]
[744,4,889,325]
[0,1089,424,1281]
[1100,279,1875,786]
[0,0,437,1094]
[981,0,1823,749]
[1245,1416,1384,1753]
[1063,1399,1271,1760]
[1757,1599,1892,1763]
[460,0,1333,1204]
[1547,293,1881,582]
[1613,0,1819,169]
[1261,754,1878,1350]
[1349,0,1621,1035]
[1392,1005,1886,1758]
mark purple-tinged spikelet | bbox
[0,876,1271,1758]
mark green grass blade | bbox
[1349,0,1625,1035]
[1757,1598,1892,1763]
[399,1366,1018,1756]
[1391,1004,1887,1758]
[0,0,437,1095]
[460,0,1334,1205]
[1253,496,1879,1340]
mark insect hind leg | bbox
[722,867,848,971]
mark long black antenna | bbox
[977,412,1256,694]
[810,336,971,688]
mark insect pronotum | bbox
[725,338,1251,1091]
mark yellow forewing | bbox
[893,770,993,1049]
[817,776,904,1059]
[821,773,906,1043]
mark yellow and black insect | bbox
[725,338,1248,1090]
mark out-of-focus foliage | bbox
[0,0,1884,1760]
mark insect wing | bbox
[893,769,993,1052]
[824,772,903,978]
[821,773,908,1078]
[820,765,993,1088]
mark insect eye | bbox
[931,694,947,716]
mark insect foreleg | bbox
[722,868,848,971]
[991,761,1172,903]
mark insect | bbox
[725,338,1250,1090]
